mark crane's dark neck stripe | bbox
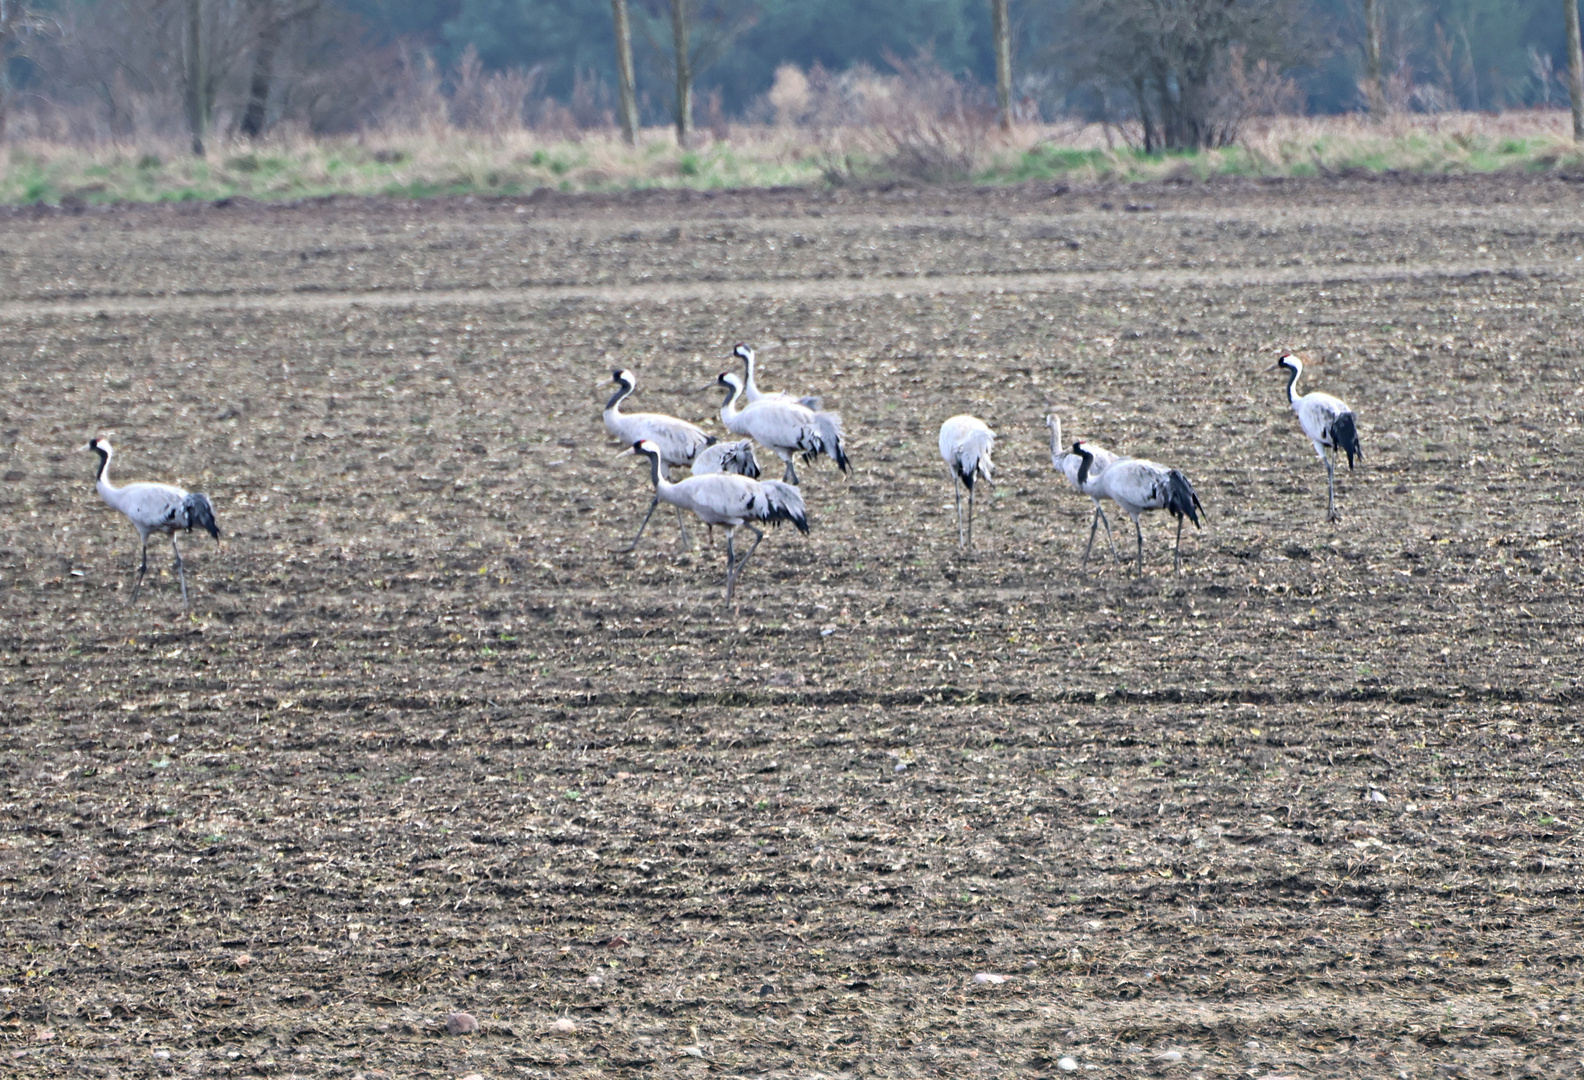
[606,380,633,412]
[1283,360,1301,404]
[643,446,663,489]
[91,443,110,482]
[1073,443,1094,486]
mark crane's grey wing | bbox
[797,395,824,411]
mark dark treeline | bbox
[1,0,1581,145]
[342,0,1582,117]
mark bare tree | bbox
[0,0,49,140]
[990,0,1011,131]
[611,0,638,143]
[184,0,211,152]
[1060,0,1309,151]
[669,0,690,144]
[239,0,318,138]
[1362,0,1384,116]
[639,0,757,146]
[1567,0,1584,141]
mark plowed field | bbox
[3,174,1584,1078]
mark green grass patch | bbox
[3,120,1582,208]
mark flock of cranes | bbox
[84,346,1362,608]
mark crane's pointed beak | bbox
[616,446,638,458]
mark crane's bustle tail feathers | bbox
[182,493,221,539]
[814,411,849,473]
[955,426,995,491]
[719,440,759,479]
[1331,411,1362,469]
[693,439,761,478]
[1164,471,1203,529]
[756,480,810,534]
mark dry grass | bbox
[2,110,1580,206]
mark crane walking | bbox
[733,343,823,409]
[622,440,808,602]
[604,368,751,551]
[86,438,220,609]
[1046,415,1120,570]
[1271,352,1362,522]
[938,415,995,551]
[1072,441,1203,576]
[716,372,849,484]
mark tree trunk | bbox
[185,0,207,155]
[240,5,281,139]
[611,0,639,144]
[1567,0,1584,141]
[670,0,691,146]
[990,0,1012,131]
[1363,0,1384,116]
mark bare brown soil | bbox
[2,174,1583,1079]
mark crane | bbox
[622,439,809,602]
[687,439,760,546]
[716,372,849,485]
[938,415,995,551]
[603,368,748,551]
[1072,441,1203,577]
[1045,415,1120,570]
[86,437,220,609]
[733,343,823,409]
[1271,352,1362,522]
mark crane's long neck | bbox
[1074,444,1094,487]
[92,443,118,494]
[742,352,760,398]
[642,449,672,496]
[1283,360,1303,407]
[605,381,632,418]
[718,382,741,424]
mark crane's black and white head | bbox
[85,437,111,478]
[732,343,754,363]
[616,437,660,460]
[716,371,745,403]
[1272,352,1301,375]
[611,369,637,390]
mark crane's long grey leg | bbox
[1325,454,1339,522]
[673,504,692,549]
[725,525,765,601]
[724,528,737,603]
[1097,502,1120,563]
[1135,519,1145,576]
[1174,515,1184,577]
[622,495,662,552]
[966,483,976,552]
[172,535,189,609]
[1082,505,1101,572]
[131,537,150,603]
[952,478,964,550]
